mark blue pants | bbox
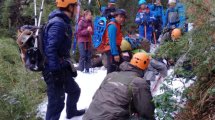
[78,42,91,72]
[42,70,81,120]
[139,25,153,43]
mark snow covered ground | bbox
[37,66,194,120]
[37,67,107,120]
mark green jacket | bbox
[83,62,155,120]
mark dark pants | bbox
[78,42,91,72]
[42,70,81,120]
[103,51,122,74]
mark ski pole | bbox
[153,31,157,47]
[34,0,37,26]
[34,0,45,48]
[152,75,162,93]
[72,0,81,55]
[144,23,147,40]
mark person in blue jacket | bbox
[148,0,164,39]
[42,0,85,119]
[163,0,186,30]
[102,9,127,74]
[158,0,186,44]
[135,0,157,43]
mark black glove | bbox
[65,59,77,77]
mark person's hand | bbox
[87,26,93,32]
[114,55,120,62]
[65,59,77,77]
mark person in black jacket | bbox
[102,0,117,20]
[42,0,85,119]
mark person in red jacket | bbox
[77,10,93,73]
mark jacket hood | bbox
[48,9,70,23]
[119,62,145,77]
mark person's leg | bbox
[139,26,145,38]
[85,42,92,72]
[105,51,122,74]
[64,70,84,118]
[78,42,86,71]
[43,71,65,120]
[104,51,114,74]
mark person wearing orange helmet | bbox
[42,0,85,119]
[83,52,155,120]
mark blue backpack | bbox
[92,16,107,48]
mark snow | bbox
[37,67,107,120]
[151,68,194,97]
[37,37,195,119]
[37,67,195,120]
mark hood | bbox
[119,62,145,77]
[48,9,70,23]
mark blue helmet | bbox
[138,0,147,6]
[109,0,117,3]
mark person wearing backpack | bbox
[42,0,85,119]
[135,0,157,43]
[77,10,93,73]
[102,0,117,20]
[83,52,155,120]
[102,9,127,74]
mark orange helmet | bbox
[171,28,182,40]
[56,0,77,8]
[130,52,150,70]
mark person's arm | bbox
[150,59,168,77]
[108,24,119,56]
[135,12,142,25]
[163,9,169,28]
[45,22,70,72]
[131,78,155,119]
[78,20,90,36]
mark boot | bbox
[67,109,86,119]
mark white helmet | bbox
[168,0,176,4]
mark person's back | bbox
[83,53,155,120]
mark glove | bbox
[65,59,77,77]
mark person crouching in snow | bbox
[77,10,93,73]
[83,52,155,120]
[135,0,157,43]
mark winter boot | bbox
[67,109,86,119]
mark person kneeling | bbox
[83,52,155,120]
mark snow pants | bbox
[139,25,153,43]
[42,70,81,120]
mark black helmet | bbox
[114,9,127,18]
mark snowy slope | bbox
[37,67,194,120]
[37,67,107,120]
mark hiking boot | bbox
[67,109,85,119]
